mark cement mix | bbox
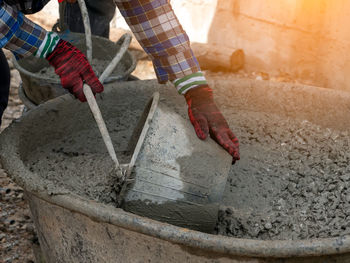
[20,82,350,240]
[36,58,127,80]
[25,105,142,205]
[217,109,350,240]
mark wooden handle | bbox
[83,84,119,167]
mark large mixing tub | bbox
[2,79,350,262]
[13,32,136,106]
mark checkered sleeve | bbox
[115,0,202,84]
[0,1,46,59]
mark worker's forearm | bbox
[0,1,46,59]
[114,0,201,87]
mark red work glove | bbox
[46,40,103,102]
[185,85,240,163]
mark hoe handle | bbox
[83,84,119,167]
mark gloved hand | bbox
[184,85,240,163]
[46,39,103,102]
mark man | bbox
[0,0,240,162]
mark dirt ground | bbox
[0,48,35,263]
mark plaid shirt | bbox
[0,0,201,83]
[0,0,47,58]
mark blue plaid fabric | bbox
[1,0,203,87]
[0,1,46,58]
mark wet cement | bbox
[24,105,143,205]
[22,85,350,240]
[37,58,127,80]
[217,108,350,240]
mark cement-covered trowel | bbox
[82,84,128,182]
[81,31,132,183]
[75,0,133,182]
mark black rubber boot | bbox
[0,49,10,127]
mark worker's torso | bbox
[3,0,50,14]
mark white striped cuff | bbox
[173,71,208,94]
[34,32,60,58]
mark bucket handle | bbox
[115,92,160,205]
[77,0,132,83]
[99,33,132,83]
[77,0,92,62]
[12,58,61,84]
[127,92,160,173]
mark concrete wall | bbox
[39,0,350,91]
[163,0,350,91]
[205,0,350,90]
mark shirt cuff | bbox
[173,71,208,95]
[33,31,60,58]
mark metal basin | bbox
[13,32,136,106]
[2,79,350,262]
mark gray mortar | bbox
[10,79,350,241]
[24,105,144,205]
[216,109,350,240]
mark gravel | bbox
[216,108,350,240]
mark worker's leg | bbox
[62,0,116,38]
[0,49,10,127]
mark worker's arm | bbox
[115,0,240,161]
[0,1,46,59]
[0,1,103,101]
[114,0,199,85]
